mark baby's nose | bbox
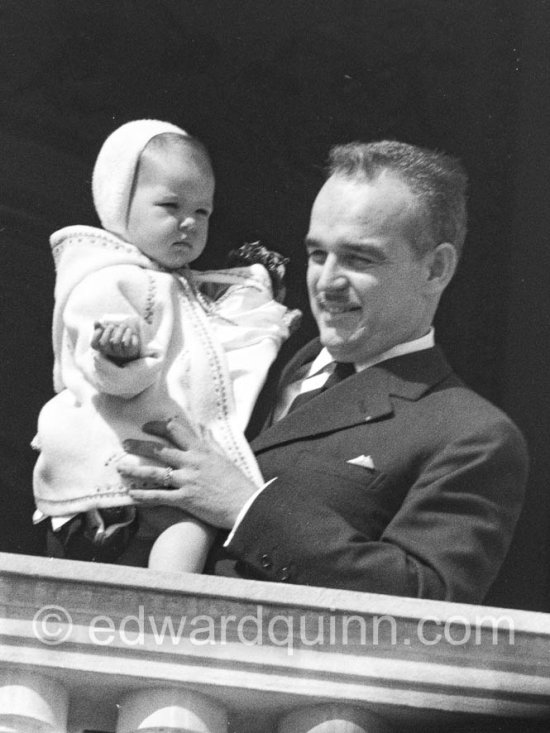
[178,216,196,232]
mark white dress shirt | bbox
[273,328,435,421]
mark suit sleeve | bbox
[62,266,172,398]
[225,417,528,603]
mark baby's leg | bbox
[148,516,217,573]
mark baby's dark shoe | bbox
[85,506,138,561]
[49,507,138,563]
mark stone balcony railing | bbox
[0,552,550,732]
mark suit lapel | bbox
[257,338,324,431]
[252,344,454,452]
[277,338,323,389]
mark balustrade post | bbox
[116,688,227,733]
[278,704,394,733]
[0,670,68,733]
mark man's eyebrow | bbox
[304,236,321,248]
[341,242,386,258]
[305,238,386,259]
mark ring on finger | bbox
[161,467,174,488]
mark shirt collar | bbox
[308,327,435,376]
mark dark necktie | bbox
[287,361,355,414]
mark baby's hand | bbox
[91,321,140,363]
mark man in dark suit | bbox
[122,140,528,603]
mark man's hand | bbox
[91,321,140,363]
[117,418,259,529]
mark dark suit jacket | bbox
[222,340,528,603]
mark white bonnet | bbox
[91,119,188,239]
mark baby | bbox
[33,119,297,572]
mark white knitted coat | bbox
[33,225,291,516]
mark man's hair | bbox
[327,140,468,258]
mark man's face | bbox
[306,171,436,364]
[126,146,214,269]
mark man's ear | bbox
[424,242,458,294]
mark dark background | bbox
[1,0,549,611]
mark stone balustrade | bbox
[0,552,549,732]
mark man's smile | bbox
[316,297,360,315]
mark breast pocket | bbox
[294,450,402,539]
[296,450,387,491]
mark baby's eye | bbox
[196,208,211,217]
[157,201,177,209]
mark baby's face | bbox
[126,145,214,269]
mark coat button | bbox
[279,566,291,581]
[260,554,272,569]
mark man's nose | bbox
[317,255,348,291]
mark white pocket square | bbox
[347,454,375,470]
